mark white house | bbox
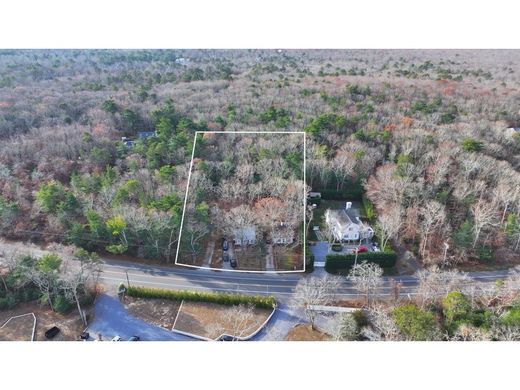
[233,226,257,246]
[325,204,374,243]
[271,222,294,245]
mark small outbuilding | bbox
[233,226,257,246]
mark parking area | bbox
[85,294,194,341]
[308,198,379,268]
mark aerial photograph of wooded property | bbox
[2,48,520,342]
[176,131,305,272]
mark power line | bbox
[5,228,304,258]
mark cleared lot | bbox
[285,324,332,341]
[0,301,89,341]
[0,314,35,341]
[172,301,273,340]
[86,294,192,341]
[124,296,181,329]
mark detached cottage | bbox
[233,226,257,246]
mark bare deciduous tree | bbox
[207,303,258,341]
[471,197,499,248]
[377,205,402,250]
[348,261,384,306]
[292,275,342,329]
[361,305,401,341]
[331,151,356,190]
[449,324,489,341]
[330,312,359,341]
[219,204,258,257]
[60,250,101,326]
[416,266,470,308]
[493,179,519,226]
[419,200,446,258]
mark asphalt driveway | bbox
[310,241,330,266]
[86,294,195,341]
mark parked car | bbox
[111,335,123,341]
[79,331,90,340]
[331,243,343,252]
[222,238,229,251]
[372,243,380,252]
[219,335,237,341]
[353,245,368,253]
[230,257,237,268]
[128,335,140,341]
[223,252,230,262]
[45,326,60,339]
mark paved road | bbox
[0,240,513,301]
[98,256,514,302]
[1,240,517,340]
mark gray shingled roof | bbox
[327,209,353,226]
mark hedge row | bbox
[126,286,276,309]
[0,287,41,311]
[305,246,315,273]
[325,251,397,273]
[318,188,363,201]
[308,196,322,206]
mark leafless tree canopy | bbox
[1,49,520,268]
[292,275,342,329]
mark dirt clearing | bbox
[173,301,273,339]
[0,301,91,341]
[123,296,181,329]
[285,324,332,341]
[0,313,35,341]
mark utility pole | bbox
[354,238,362,266]
[442,242,449,268]
[391,279,403,302]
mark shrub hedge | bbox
[331,244,343,252]
[305,246,314,273]
[308,196,322,206]
[316,182,363,201]
[325,251,397,273]
[0,295,16,311]
[126,286,276,309]
[53,294,73,314]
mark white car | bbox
[111,335,123,341]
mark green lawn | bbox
[274,246,303,271]
[308,200,346,241]
[311,200,345,228]
[235,244,266,271]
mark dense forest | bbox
[1,49,520,268]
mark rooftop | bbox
[137,131,156,139]
[327,209,354,226]
[233,226,256,241]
